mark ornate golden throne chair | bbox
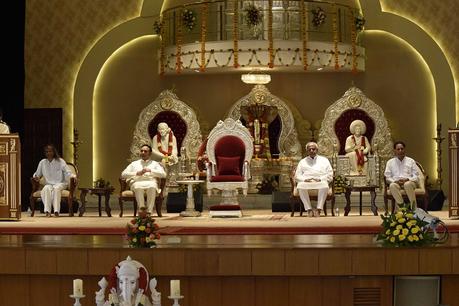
[317,87,394,214]
[205,118,253,217]
[227,84,304,192]
[121,90,203,215]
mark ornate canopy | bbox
[317,86,393,160]
[129,90,202,161]
[227,84,302,159]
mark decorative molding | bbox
[161,40,365,74]
[129,90,202,161]
[317,86,393,160]
[227,85,302,159]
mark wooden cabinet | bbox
[0,134,21,220]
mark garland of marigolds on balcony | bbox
[332,4,339,70]
[176,11,183,74]
[351,11,357,73]
[300,0,308,70]
[159,17,165,75]
[268,0,274,68]
[233,1,239,68]
[200,3,208,72]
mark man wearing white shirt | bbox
[122,144,167,214]
[384,141,419,208]
[33,144,75,217]
[295,142,333,217]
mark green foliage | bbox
[126,207,160,248]
[256,174,279,194]
[93,178,111,189]
[376,203,436,247]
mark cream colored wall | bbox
[24,0,458,190]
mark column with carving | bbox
[448,128,459,218]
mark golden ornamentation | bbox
[347,94,362,108]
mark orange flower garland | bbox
[200,3,208,72]
[233,1,239,68]
[176,10,183,74]
[332,4,339,70]
[300,0,308,70]
[268,0,274,68]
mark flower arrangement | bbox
[93,178,112,189]
[376,203,435,247]
[355,14,365,32]
[245,3,263,28]
[126,207,160,248]
[333,175,348,194]
[182,9,197,32]
[312,7,326,28]
[153,20,162,35]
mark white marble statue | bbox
[344,119,371,175]
[151,122,179,166]
[96,256,160,306]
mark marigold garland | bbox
[233,1,239,68]
[300,0,308,70]
[332,4,339,70]
[200,3,208,72]
[268,0,274,68]
[156,131,174,156]
[176,11,183,74]
[351,11,357,73]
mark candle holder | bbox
[69,294,85,306]
[168,295,184,306]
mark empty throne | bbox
[205,118,253,217]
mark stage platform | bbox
[0,209,457,235]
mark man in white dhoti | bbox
[122,144,167,214]
[384,141,419,208]
[33,144,75,217]
[295,142,333,217]
[151,122,178,166]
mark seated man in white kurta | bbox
[295,142,333,217]
[33,144,75,217]
[122,144,167,214]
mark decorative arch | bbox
[227,84,302,159]
[317,86,393,160]
[129,90,202,161]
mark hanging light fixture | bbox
[241,73,271,84]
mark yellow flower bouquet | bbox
[376,203,436,247]
[126,207,160,248]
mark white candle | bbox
[170,279,180,297]
[73,279,83,296]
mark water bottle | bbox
[335,206,340,216]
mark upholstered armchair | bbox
[118,177,166,217]
[30,163,78,217]
[289,165,333,217]
[205,118,253,217]
[384,162,429,214]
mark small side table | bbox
[78,187,114,217]
[344,185,378,216]
[175,179,204,217]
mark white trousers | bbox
[41,183,67,213]
[131,182,157,213]
[297,187,328,211]
[389,181,417,206]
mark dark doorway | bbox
[22,108,62,211]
